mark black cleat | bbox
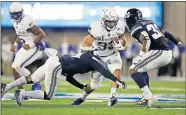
[71,98,84,105]
[1,83,6,98]
[108,96,118,107]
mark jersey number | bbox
[146,24,163,39]
[98,41,113,50]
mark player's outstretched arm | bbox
[161,29,182,46]
[89,55,127,89]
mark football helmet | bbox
[9,2,24,22]
[100,7,119,31]
[124,8,143,31]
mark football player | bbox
[9,2,46,91]
[124,8,183,108]
[136,29,183,105]
[72,7,127,106]
[1,49,127,106]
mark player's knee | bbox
[90,79,100,89]
[129,68,137,76]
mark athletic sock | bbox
[21,90,45,99]
[81,91,89,100]
[142,72,150,88]
[131,72,147,89]
[109,88,117,97]
[4,77,27,93]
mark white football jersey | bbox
[88,20,126,56]
[12,15,36,43]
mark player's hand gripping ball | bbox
[113,38,125,50]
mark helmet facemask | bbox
[9,9,24,22]
[102,19,118,31]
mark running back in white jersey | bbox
[88,20,125,57]
[13,15,36,43]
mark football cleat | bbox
[108,96,118,107]
[1,83,6,98]
[71,98,84,105]
[135,96,147,105]
[145,96,155,109]
[14,90,22,106]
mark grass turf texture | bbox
[1,79,186,115]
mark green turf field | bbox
[1,79,186,115]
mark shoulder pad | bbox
[131,22,143,37]
[88,21,103,39]
[22,15,36,29]
[116,20,126,36]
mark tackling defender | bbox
[1,49,126,106]
[124,8,179,108]
[9,2,46,90]
[72,7,127,107]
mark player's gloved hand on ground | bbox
[10,45,16,52]
[112,39,124,50]
[23,44,30,50]
[132,55,142,64]
[116,81,127,89]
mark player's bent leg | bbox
[107,53,122,107]
[72,72,103,105]
[44,56,61,100]
[11,47,42,77]
[1,65,46,98]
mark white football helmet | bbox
[9,2,24,22]
[100,7,119,31]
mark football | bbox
[113,37,125,46]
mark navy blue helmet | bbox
[124,8,143,31]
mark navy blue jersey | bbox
[58,52,123,90]
[131,20,170,50]
[59,52,107,76]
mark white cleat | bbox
[145,96,155,109]
[14,90,22,106]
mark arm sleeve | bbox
[164,31,178,45]
[65,74,84,90]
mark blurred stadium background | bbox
[1,1,186,115]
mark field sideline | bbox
[1,78,186,115]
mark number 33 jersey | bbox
[88,20,126,57]
[130,20,170,51]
